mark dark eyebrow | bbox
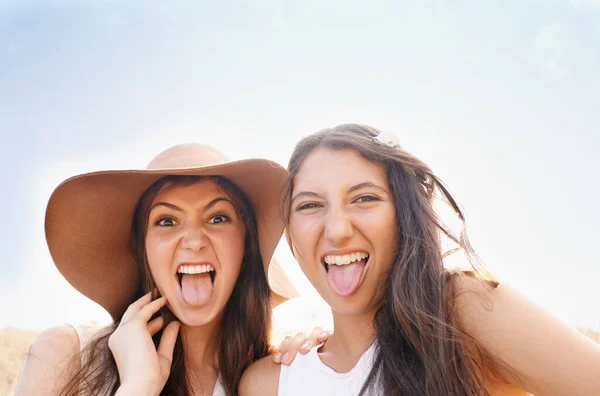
[150,202,183,212]
[291,191,324,204]
[348,182,388,194]
[150,197,233,213]
[291,182,387,204]
[203,197,234,212]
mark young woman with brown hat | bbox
[241,124,600,395]
[15,143,327,396]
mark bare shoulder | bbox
[450,272,498,315]
[25,324,80,368]
[13,325,81,395]
[35,324,79,348]
[449,273,600,395]
[239,354,280,396]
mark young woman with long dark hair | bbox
[15,143,325,396]
[242,124,600,395]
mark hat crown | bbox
[146,143,230,170]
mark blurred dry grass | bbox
[1,327,599,395]
[0,328,39,396]
[579,327,600,343]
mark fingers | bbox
[147,316,165,336]
[273,336,291,364]
[133,291,154,309]
[157,321,181,372]
[121,291,154,322]
[301,327,330,354]
[273,327,332,365]
[276,332,309,366]
[138,296,168,322]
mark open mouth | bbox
[322,252,370,297]
[176,264,216,306]
[177,264,216,285]
[322,252,369,272]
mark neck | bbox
[180,317,222,374]
[323,308,377,358]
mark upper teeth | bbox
[178,264,215,274]
[323,252,369,266]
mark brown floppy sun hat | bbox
[45,143,298,320]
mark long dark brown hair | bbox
[60,175,272,396]
[283,124,502,395]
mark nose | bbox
[180,224,206,252]
[324,207,353,246]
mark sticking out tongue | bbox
[181,273,213,306]
[326,261,365,297]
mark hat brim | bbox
[45,159,297,319]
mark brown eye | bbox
[209,214,230,224]
[354,195,379,203]
[296,202,322,211]
[155,217,176,226]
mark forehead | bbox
[294,147,388,191]
[152,178,228,203]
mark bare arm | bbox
[13,325,80,396]
[455,276,600,396]
[239,354,281,396]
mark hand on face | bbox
[145,180,246,326]
[289,147,397,316]
[109,291,180,396]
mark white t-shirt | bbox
[278,343,378,396]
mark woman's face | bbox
[145,179,246,326]
[289,147,397,316]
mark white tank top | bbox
[278,343,378,396]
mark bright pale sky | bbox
[1,1,599,332]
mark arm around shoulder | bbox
[453,275,600,396]
[13,325,81,396]
[239,354,281,396]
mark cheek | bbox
[289,216,319,254]
[145,236,158,269]
[290,219,323,278]
[145,234,173,278]
[373,207,397,269]
[230,231,246,271]
[214,229,246,275]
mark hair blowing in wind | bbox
[282,124,503,396]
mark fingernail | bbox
[282,352,291,364]
[274,352,281,362]
[301,343,309,350]
[318,333,328,340]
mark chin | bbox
[169,302,222,327]
[323,289,380,317]
[330,302,374,317]
[179,315,215,327]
